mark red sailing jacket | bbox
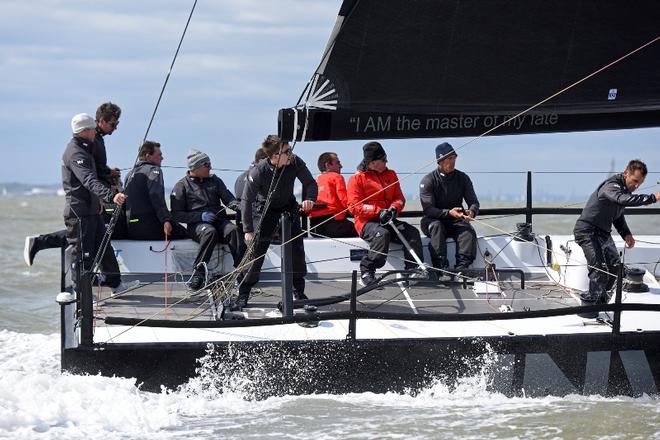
[309,172,349,220]
[347,168,406,235]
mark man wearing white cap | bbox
[62,113,134,294]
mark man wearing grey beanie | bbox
[171,149,244,290]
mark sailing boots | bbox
[359,271,377,287]
[187,265,207,291]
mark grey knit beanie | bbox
[187,149,210,170]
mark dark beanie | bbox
[362,141,387,163]
[435,142,457,161]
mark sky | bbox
[0,0,658,200]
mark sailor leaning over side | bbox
[573,159,660,317]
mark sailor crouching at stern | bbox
[237,135,318,310]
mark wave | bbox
[1,330,659,440]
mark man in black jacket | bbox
[237,135,318,309]
[574,159,659,313]
[419,142,480,273]
[124,140,186,240]
[25,102,125,265]
[62,113,131,294]
[171,149,244,290]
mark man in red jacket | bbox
[309,152,358,238]
[347,142,423,286]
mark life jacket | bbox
[309,172,349,220]
[347,168,405,234]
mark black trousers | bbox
[240,211,307,297]
[189,219,245,269]
[421,217,477,269]
[574,228,620,300]
[127,216,188,241]
[310,215,358,238]
[101,204,128,239]
[33,229,68,251]
[64,215,121,290]
[360,220,423,273]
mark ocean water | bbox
[1,195,659,440]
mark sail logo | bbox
[608,88,618,100]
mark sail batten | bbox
[279,0,660,141]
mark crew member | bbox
[419,142,479,273]
[347,142,423,286]
[235,147,268,203]
[25,102,125,265]
[62,113,135,295]
[309,152,357,238]
[171,149,244,290]
[124,141,186,240]
[238,135,318,309]
[94,102,128,239]
[574,159,659,316]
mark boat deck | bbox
[95,276,577,320]
[92,274,641,344]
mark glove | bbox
[379,206,397,225]
[227,200,241,211]
[201,211,216,223]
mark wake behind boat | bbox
[58,0,660,398]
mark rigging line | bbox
[142,0,197,144]
[467,216,619,281]
[533,237,579,300]
[636,239,660,245]
[215,120,312,303]
[222,142,299,301]
[91,2,198,272]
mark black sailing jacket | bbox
[419,168,480,220]
[124,160,171,226]
[61,136,115,218]
[241,156,318,233]
[170,173,238,227]
[575,173,657,238]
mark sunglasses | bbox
[201,162,211,168]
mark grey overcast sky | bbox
[0,0,657,199]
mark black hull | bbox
[62,331,660,399]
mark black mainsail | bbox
[279,0,660,141]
